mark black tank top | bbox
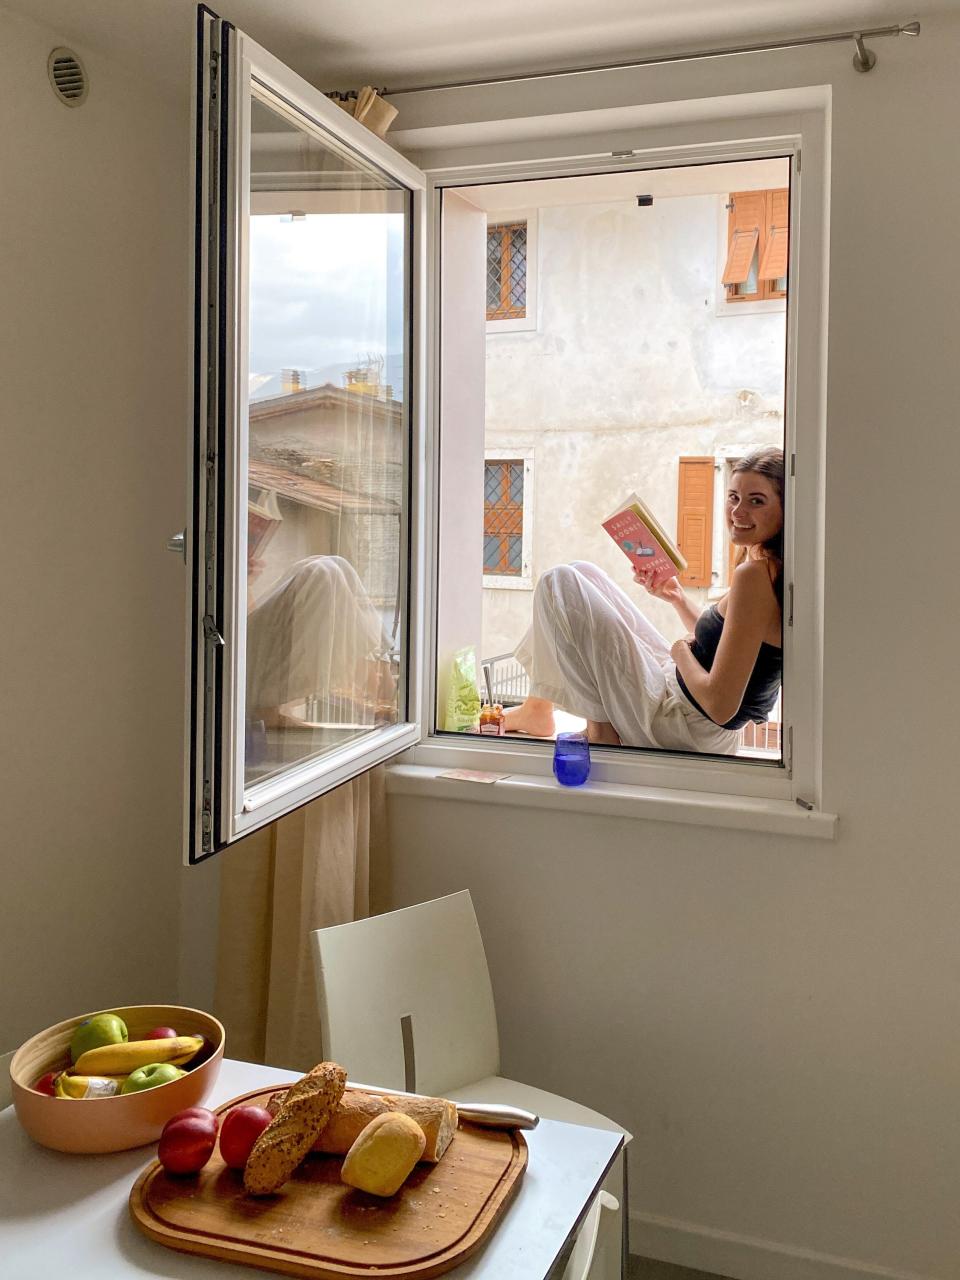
[675,605,782,731]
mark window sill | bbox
[385,763,837,840]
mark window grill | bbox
[483,460,524,575]
[486,222,527,320]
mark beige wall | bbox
[380,14,960,1280]
[0,3,204,1046]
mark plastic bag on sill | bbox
[443,647,482,733]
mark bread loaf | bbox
[340,1111,426,1197]
[266,1087,458,1163]
[243,1061,346,1196]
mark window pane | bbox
[483,536,501,571]
[484,461,502,505]
[244,91,408,790]
[509,463,524,505]
[506,536,522,572]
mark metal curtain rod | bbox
[378,21,920,97]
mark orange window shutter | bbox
[677,457,714,588]
[759,188,789,282]
[722,190,764,287]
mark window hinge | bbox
[796,149,802,174]
[203,615,225,648]
[787,583,794,627]
[790,452,796,477]
[785,724,794,770]
[795,796,814,811]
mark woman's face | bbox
[726,470,783,548]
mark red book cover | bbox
[602,494,687,588]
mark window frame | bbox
[482,449,534,590]
[186,13,429,862]
[412,119,827,819]
[485,210,539,334]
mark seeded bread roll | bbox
[266,1087,458,1163]
[243,1061,347,1196]
[340,1111,426,1196]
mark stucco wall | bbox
[483,194,784,656]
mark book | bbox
[602,492,688,589]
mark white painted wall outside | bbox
[483,192,785,659]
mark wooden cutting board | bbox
[129,1085,527,1279]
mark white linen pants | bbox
[514,561,738,754]
[246,555,390,713]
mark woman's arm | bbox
[670,560,779,725]
[633,567,701,631]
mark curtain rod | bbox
[377,21,920,97]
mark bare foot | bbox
[503,697,556,738]
[587,720,621,746]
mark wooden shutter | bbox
[722,190,764,292]
[758,188,789,290]
[677,457,714,588]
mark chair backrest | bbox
[311,890,500,1097]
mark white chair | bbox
[311,890,631,1280]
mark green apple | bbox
[70,1013,128,1064]
[121,1062,186,1094]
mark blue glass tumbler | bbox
[553,731,591,786]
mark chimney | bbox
[281,368,303,394]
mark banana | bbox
[73,1035,204,1076]
[55,1073,124,1099]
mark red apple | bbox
[219,1105,274,1170]
[158,1107,219,1176]
[33,1071,59,1096]
[143,1026,178,1040]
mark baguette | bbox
[266,1087,458,1163]
[243,1061,347,1195]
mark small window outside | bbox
[483,453,533,589]
[486,221,526,320]
[722,188,789,303]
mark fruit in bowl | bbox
[122,1064,187,1094]
[70,1013,128,1063]
[9,1005,225,1154]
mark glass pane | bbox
[486,229,502,313]
[483,462,502,504]
[509,463,524,505]
[244,89,409,790]
[483,535,501,571]
[506,536,522,572]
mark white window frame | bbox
[185,14,428,862]
[482,449,534,590]
[714,193,788,318]
[406,106,831,834]
[485,210,539,334]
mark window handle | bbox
[166,529,186,562]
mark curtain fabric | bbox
[214,767,385,1071]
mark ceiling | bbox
[6,0,927,101]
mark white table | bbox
[1,1058,623,1280]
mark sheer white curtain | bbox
[214,766,385,1070]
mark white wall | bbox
[482,192,785,655]
[0,3,219,1046]
[380,14,960,1280]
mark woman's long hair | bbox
[731,447,784,600]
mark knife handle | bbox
[455,1102,540,1130]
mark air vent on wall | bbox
[47,48,87,106]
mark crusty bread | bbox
[340,1111,426,1197]
[266,1087,458,1163]
[243,1061,347,1196]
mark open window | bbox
[188,10,427,860]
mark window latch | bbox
[203,615,225,648]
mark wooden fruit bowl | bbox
[10,1004,224,1154]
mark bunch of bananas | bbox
[54,1036,204,1099]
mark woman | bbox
[503,446,784,754]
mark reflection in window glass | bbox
[243,92,408,788]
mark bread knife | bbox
[346,1080,539,1130]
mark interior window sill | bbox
[385,763,837,839]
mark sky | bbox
[248,212,406,400]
